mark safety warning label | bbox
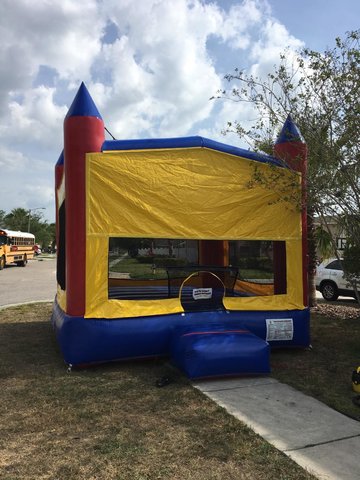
[192,288,213,300]
[265,318,294,341]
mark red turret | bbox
[274,115,308,306]
[64,83,105,316]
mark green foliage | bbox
[343,245,360,272]
[231,256,273,271]
[343,243,360,296]
[110,257,168,279]
[3,207,29,231]
[0,209,6,226]
[247,163,302,211]
[314,225,335,260]
[216,30,360,303]
[218,30,360,213]
[109,237,151,252]
[136,255,186,267]
[134,255,156,264]
[154,256,186,267]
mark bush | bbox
[135,256,186,267]
[231,256,273,271]
[136,256,155,264]
[154,257,187,268]
[343,244,360,279]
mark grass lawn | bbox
[271,300,360,420]
[109,256,273,281]
[110,257,168,280]
[0,303,316,480]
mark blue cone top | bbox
[56,150,64,166]
[65,82,102,119]
[276,114,304,144]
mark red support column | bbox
[199,240,228,266]
[199,240,229,288]
[64,83,105,316]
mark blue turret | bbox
[276,114,304,144]
[65,82,102,119]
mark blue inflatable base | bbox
[51,299,310,368]
[171,325,270,379]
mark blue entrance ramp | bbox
[171,323,270,380]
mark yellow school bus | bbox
[0,229,35,269]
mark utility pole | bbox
[27,207,45,232]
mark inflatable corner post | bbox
[274,115,308,307]
[52,84,310,376]
[64,83,105,315]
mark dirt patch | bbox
[311,302,360,320]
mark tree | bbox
[3,208,55,250]
[0,210,6,226]
[214,30,360,305]
[314,225,336,261]
[4,208,30,231]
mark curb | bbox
[0,299,54,310]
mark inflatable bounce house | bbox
[52,83,310,378]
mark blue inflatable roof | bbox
[102,136,284,167]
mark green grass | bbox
[110,257,167,279]
[0,303,315,480]
[240,269,273,280]
[271,307,360,420]
[109,257,273,282]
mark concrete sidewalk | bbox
[194,377,360,480]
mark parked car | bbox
[316,258,357,301]
[33,244,42,256]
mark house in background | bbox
[314,215,347,259]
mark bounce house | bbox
[52,83,310,378]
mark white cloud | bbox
[0,0,307,222]
[91,0,227,137]
[0,147,30,171]
[0,145,54,218]
[0,0,105,88]
[249,18,304,76]
[6,86,67,148]
[219,0,266,49]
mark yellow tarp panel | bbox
[85,147,304,319]
[57,285,66,311]
[85,235,183,318]
[224,239,303,311]
[87,148,301,240]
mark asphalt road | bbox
[0,255,57,308]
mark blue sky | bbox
[0,0,359,223]
[270,0,360,50]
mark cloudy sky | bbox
[0,0,359,223]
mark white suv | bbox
[316,258,357,301]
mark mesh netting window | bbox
[108,238,286,309]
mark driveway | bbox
[0,255,57,308]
